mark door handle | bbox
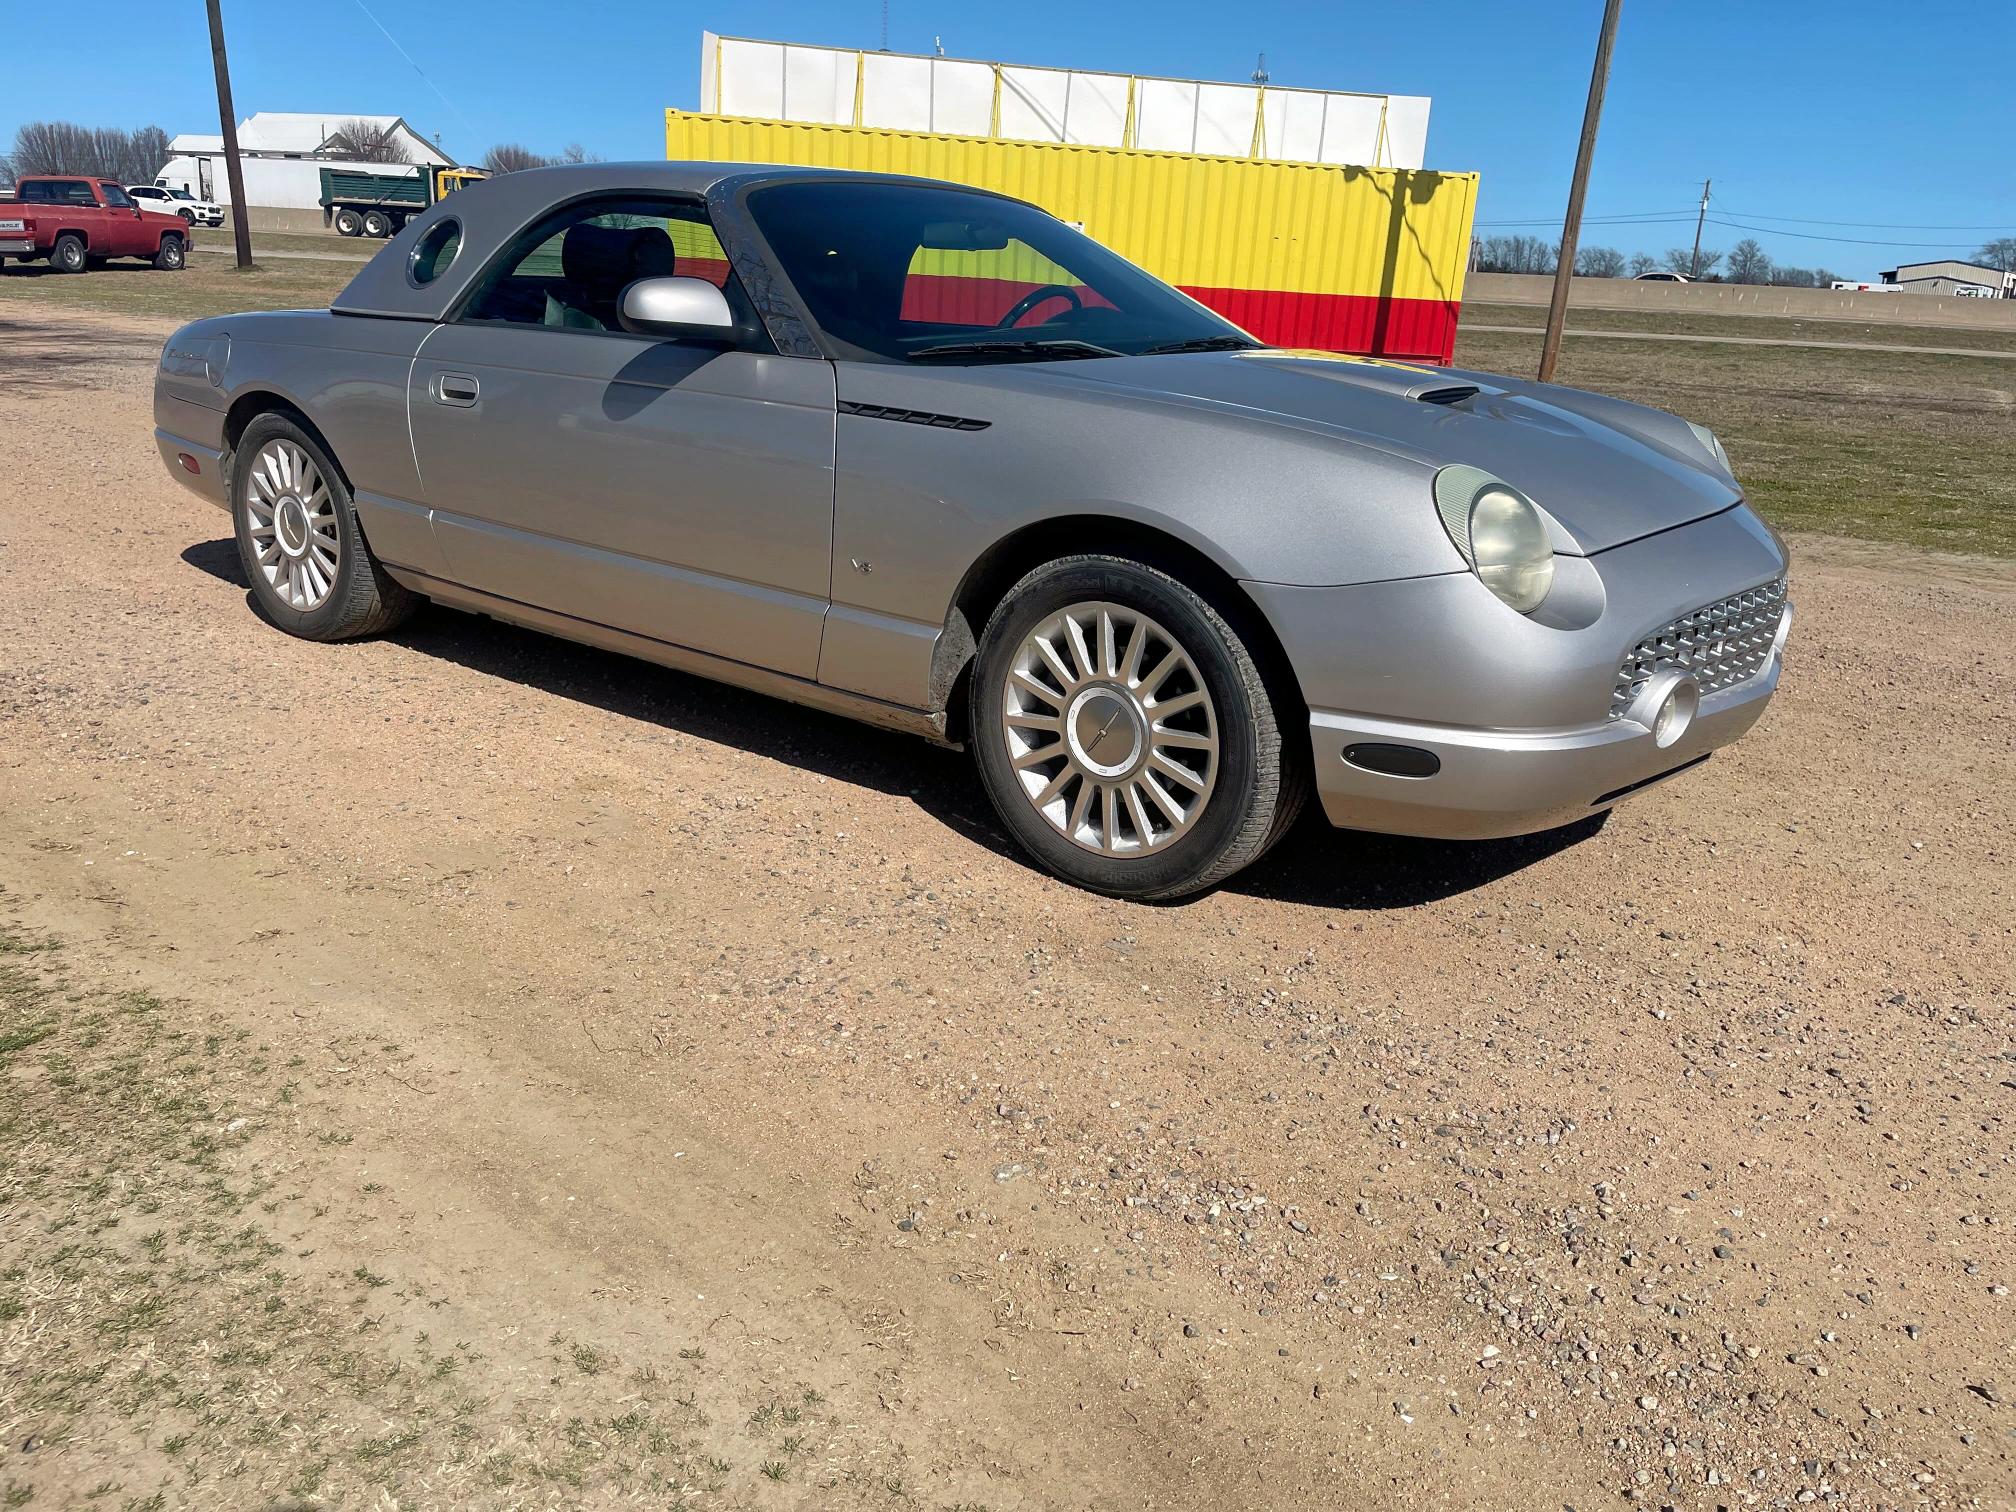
[431,373,480,407]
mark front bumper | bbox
[1304,610,1786,838]
[1247,502,1793,840]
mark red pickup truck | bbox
[0,175,189,273]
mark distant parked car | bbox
[130,183,224,228]
[1633,271,1690,282]
[151,164,1791,898]
[0,176,188,272]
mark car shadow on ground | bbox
[181,537,1600,910]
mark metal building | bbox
[1878,260,2012,298]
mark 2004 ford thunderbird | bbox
[153,164,1791,899]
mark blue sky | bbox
[7,0,2010,277]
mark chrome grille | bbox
[1610,577,1787,721]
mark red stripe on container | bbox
[794,272,1462,364]
[900,274,1114,326]
[1179,287,1462,364]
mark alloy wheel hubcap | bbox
[1001,601,1219,857]
[245,440,339,611]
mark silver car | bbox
[153,163,1790,899]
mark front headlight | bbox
[1433,466,1556,614]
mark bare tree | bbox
[1473,234,1559,274]
[483,142,551,173]
[1575,245,1627,278]
[484,142,602,173]
[1725,238,1772,285]
[1976,238,2016,273]
[1627,251,1658,277]
[1665,246,1721,277]
[325,118,412,163]
[6,120,173,184]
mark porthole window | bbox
[408,218,462,287]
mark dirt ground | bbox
[1,303,2012,1511]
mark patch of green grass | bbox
[0,928,838,1507]
[1464,299,2016,354]
[1452,326,2016,558]
[0,256,354,325]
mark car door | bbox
[97,182,152,255]
[407,194,837,681]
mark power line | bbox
[1706,216,1993,250]
[1716,209,2014,232]
[348,0,479,144]
[1477,209,1692,226]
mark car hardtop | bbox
[327,160,1036,327]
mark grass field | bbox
[4,260,2009,558]
[0,919,843,1506]
[1453,324,2016,557]
[0,255,353,322]
[1465,300,2016,353]
[194,228,373,259]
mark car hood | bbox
[1030,348,1741,555]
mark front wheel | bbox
[970,555,1303,900]
[231,414,417,641]
[154,235,185,271]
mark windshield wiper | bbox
[908,338,1123,362]
[1139,335,1266,355]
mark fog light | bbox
[1633,672,1700,748]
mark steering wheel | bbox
[996,283,1083,328]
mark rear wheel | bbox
[231,414,417,641]
[362,210,393,238]
[154,235,185,271]
[971,555,1302,900]
[50,234,86,273]
[334,208,363,237]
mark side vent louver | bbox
[839,400,990,431]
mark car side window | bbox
[22,180,95,206]
[100,183,135,208]
[459,196,750,335]
[899,237,1107,329]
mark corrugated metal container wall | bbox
[667,111,1478,362]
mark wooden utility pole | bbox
[205,0,253,270]
[1689,178,1712,279]
[1537,0,1624,384]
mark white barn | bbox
[156,113,457,224]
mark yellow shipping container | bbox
[667,110,1477,362]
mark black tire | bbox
[971,554,1304,901]
[50,234,86,273]
[153,234,185,271]
[178,208,197,225]
[231,413,417,641]
[334,208,363,237]
[362,210,393,238]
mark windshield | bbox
[745,180,1261,364]
[169,189,195,201]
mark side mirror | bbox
[618,276,741,343]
